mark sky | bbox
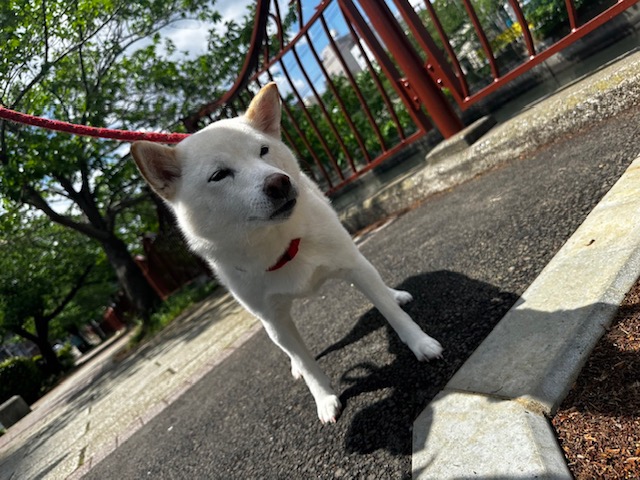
[158,0,413,95]
[161,0,258,57]
[158,1,347,98]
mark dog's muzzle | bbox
[264,173,298,220]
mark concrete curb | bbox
[424,116,497,164]
[412,156,640,478]
[0,397,30,430]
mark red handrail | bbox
[182,0,271,132]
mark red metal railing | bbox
[184,0,639,195]
[394,0,639,108]
[183,0,448,194]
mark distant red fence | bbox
[390,0,639,109]
[184,0,639,195]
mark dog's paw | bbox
[391,289,413,305]
[291,362,303,381]
[410,335,444,361]
[317,395,342,424]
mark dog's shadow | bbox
[316,270,518,455]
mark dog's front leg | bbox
[346,256,443,361]
[260,302,342,424]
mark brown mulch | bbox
[553,281,640,479]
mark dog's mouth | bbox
[270,198,297,220]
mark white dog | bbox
[131,83,443,424]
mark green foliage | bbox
[55,343,77,371]
[0,356,43,404]
[420,0,505,50]
[524,0,588,38]
[278,68,416,185]
[0,212,115,340]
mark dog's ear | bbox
[244,82,281,138]
[130,141,181,200]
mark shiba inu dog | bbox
[131,83,442,424]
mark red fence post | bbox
[353,0,463,138]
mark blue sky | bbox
[159,1,355,97]
[156,0,425,103]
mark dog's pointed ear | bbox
[131,141,181,200]
[244,82,281,138]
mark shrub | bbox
[56,343,76,371]
[0,356,43,405]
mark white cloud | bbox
[160,0,254,57]
[216,0,254,25]
[162,19,211,56]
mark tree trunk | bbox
[33,317,63,375]
[10,324,62,375]
[100,233,161,324]
[35,338,63,375]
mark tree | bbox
[523,0,608,39]
[0,0,231,326]
[0,212,115,374]
[276,66,417,190]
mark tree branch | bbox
[106,192,149,225]
[10,326,39,345]
[44,263,94,322]
[42,0,49,65]
[21,185,110,241]
[77,21,92,125]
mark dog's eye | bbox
[260,145,269,157]
[208,169,233,182]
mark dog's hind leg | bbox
[260,302,342,424]
[347,256,443,361]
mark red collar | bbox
[267,238,301,272]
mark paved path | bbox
[0,291,258,480]
[85,103,640,478]
[1,48,640,480]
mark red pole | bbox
[461,0,500,80]
[353,0,463,138]
[564,0,579,31]
[507,0,536,57]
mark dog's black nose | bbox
[263,173,292,200]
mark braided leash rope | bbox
[0,105,190,144]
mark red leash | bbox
[0,105,190,144]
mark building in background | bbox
[321,31,371,78]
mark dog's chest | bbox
[222,256,339,305]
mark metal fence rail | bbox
[183,0,639,195]
[394,0,639,109]
[184,0,434,194]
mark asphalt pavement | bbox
[2,48,640,480]
[83,102,640,477]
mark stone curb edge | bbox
[412,156,640,478]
